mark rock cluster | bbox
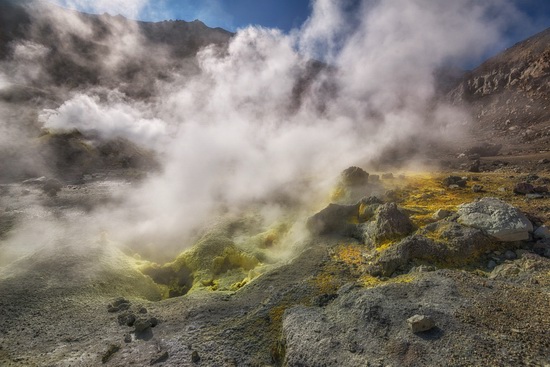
[107,298,160,341]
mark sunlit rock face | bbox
[457,197,533,241]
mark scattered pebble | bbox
[433,209,452,220]
[134,318,153,333]
[407,315,436,333]
[101,344,120,364]
[150,351,169,365]
[534,226,550,239]
[107,298,131,313]
[514,182,535,195]
[504,250,517,260]
[192,351,201,363]
[472,185,484,193]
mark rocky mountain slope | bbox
[449,27,550,153]
[0,0,232,92]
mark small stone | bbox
[433,209,452,220]
[469,160,481,173]
[191,351,200,363]
[443,176,467,188]
[150,351,169,365]
[487,260,497,270]
[107,298,130,313]
[538,158,550,164]
[449,184,460,189]
[101,344,120,364]
[117,312,136,327]
[149,317,159,327]
[534,226,550,239]
[407,315,436,333]
[341,167,369,186]
[472,185,483,193]
[534,185,549,193]
[133,318,152,333]
[124,334,132,343]
[498,187,506,192]
[138,307,148,314]
[514,182,535,195]
[526,193,544,199]
[490,263,520,279]
[504,250,517,260]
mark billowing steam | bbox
[0,0,530,261]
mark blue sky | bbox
[145,0,550,37]
[151,0,312,32]
[52,0,550,63]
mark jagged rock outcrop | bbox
[448,27,550,149]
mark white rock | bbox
[457,198,533,242]
[407,315,436,333]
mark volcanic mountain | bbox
[449,27,550,153]
[0,2,550,367]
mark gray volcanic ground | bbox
[0,0,549,366]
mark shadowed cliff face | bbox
[448,27,550,151]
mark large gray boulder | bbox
[457,198,533,242]
[361,203,414,245]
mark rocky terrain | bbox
[1,167,550,366]
[0,1,550,366]
[449,27,550,153]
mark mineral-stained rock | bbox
[407,314,436,333]
[361,203,414,245]
[306,203,360,237]
[489,263,521,279]
[368,222,494,277]
[340,166,369,186]
[457,198,533,241]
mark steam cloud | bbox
[0,0,529,261]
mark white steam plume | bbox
[78,0,520,254]
[3,0,527,260]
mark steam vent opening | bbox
[1,0,550,366]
